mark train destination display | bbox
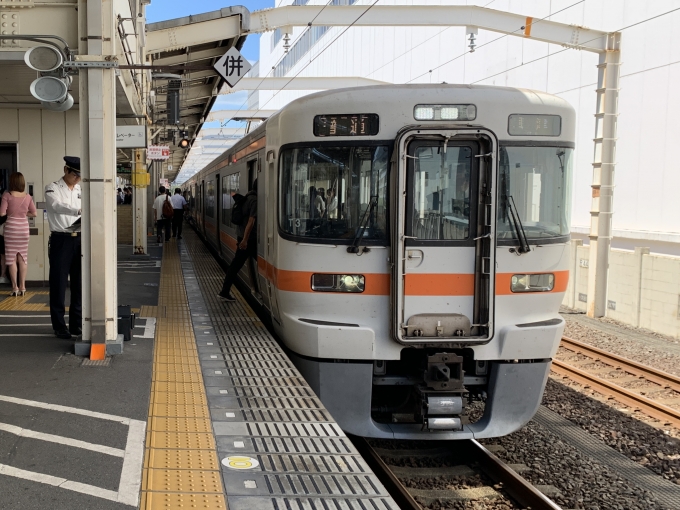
[508,114,561,136]
[314,114,379,137]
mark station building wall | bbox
[0,108,80,283]
[258,0,680,254]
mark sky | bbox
[146,0,274,61]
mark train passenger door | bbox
[265,154,281,323]
[215,174,222,255]
[200,180,205,233]
[392,129,496,344]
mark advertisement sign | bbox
[147,146,170,160]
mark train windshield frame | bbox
[497,144,574,244]
[279,142,390,244]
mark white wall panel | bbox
[257,0,680,244]
[0,109,19,142]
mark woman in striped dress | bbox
[0,173,37,296]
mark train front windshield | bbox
[497,146,573,242]
[280,145,389,242]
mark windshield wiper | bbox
[347,196,377,254]
[506,195,531,254]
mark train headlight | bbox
[511,273,555,293]
[311,274,365,293]
[414,104,476,121]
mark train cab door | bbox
[392,128,496,345]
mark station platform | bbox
[0,230,397,509]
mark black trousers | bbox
[221,237,257,296]
[49,234,82,333]
[156,218,171,241]
[171,209,184,237]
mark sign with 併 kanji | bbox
[147,145,170,160]
[213,47,252,88]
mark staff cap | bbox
[64,156,81,175]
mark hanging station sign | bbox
[116,125,147,148]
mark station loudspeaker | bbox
[24,46,64,72]
[42,94,74,112]
[30,76,69,103]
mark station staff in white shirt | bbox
[45,156,82,340]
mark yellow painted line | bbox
[140,245,227,510]
[524,16,533,37]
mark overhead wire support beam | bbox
[248,5,609,52]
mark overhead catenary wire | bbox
[467,5,680,86]
[252,0,383,118]
[406,0,585,84]
[217,0,338,129]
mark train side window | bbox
[221,173,240,227]
[410,145,472,240]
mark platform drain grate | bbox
[81,357,112,367]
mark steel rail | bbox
[551,359,680,428]
[351,435,561,510]
[560,336,680,393]
[464,439,562,510]
[349,435,421,510]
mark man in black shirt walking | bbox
[219,180,257,301]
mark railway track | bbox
[553,336,680,428]
[351,436,561,509]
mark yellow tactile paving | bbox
[140,244,227,509]
[150,392,208,406]
[145,448,221,470]
[140,492,227,510]
[149,417,213,433]
[0,291,53,312]
[143,468,224,492]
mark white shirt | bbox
[45,178,81,233]
[152,194,171,219]
[170,194,187,209]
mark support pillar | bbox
[79,0,118,359]
[133,149,148,255]
[586,32,621,318]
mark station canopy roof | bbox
[146,7,248,182]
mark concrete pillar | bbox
[566,239,583,309]
[132,149,148,255]
[632,247,650,328]
[79,0,118,359]
[586,32,621,318]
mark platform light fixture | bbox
[414,104,476,121]
[24,45,64,72]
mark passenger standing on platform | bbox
[218,179,257,302]
[0,186,7,285]
[0,173,37,296]
[170,188,187,239]
[117,188,124,205]
[45,157,82,339]
[152,186,171,243]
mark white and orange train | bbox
[184,84,574,439]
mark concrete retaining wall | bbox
[563,241,680,339]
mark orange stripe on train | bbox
[217,232,568,296]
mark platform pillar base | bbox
[74,334,124,356]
